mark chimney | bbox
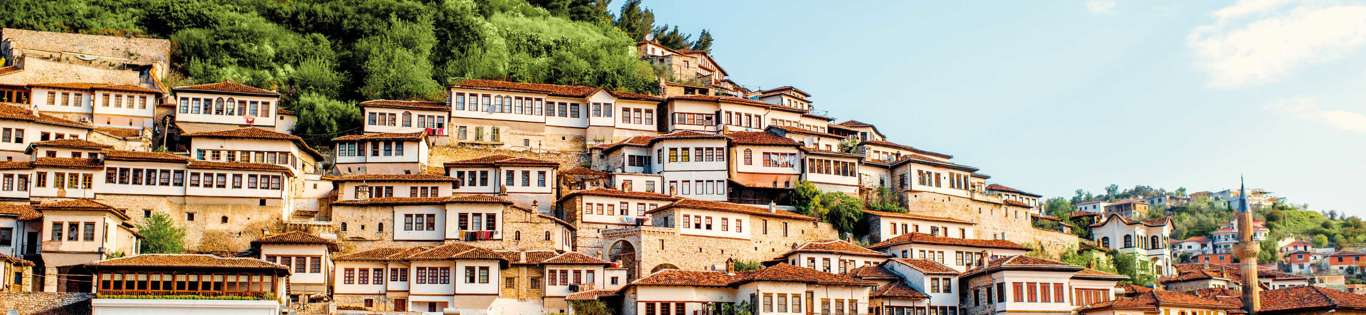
[725,258,735,274]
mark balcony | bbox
[453,230,501,241]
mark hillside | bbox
[1,0,710,145]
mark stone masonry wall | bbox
[605,218,840,277]
[903,192,1078,258]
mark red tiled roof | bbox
[1261,286,1366,313]
[1083,291,1238,312]
[325,174,454,182]
[0,204,41,220]
[960,255,1083,279]
[1003,199,1031,208]
[334,247,432,261]
[648,198,816,221]
[444,154,559,167]
[1089,213,1171,228]
[768,125,844,139]
[863,209,975,224]
[758,86,811,98]
[452,79,599,98]
[872,282,929,300]
[0,102,92,129]
[668,95,805,113]
[182,127,323,159]
[861,140,952,159]
[90,254,288,272]
[566,289,619,301]
[173,81,279,97]
[559,188,680,202]
[94,127,143,139]
[784,240,890,258]
[542,251,609,265]
[497,250,561,265]
[598,135,656,152]
[252,231,338,251]
[359,99,449,111]
[631,270,733,287]
[29,82,161,94]
[1073,268,1127,280]
[731,263,876,287]
[986,184,1041,197]
[849,265,899,280]
[559,166,609,177]
[0,252,34,266]
[33,157,103,169]
[103,150,189,163]
[0,161,32,170]
[892,258,958,275]
[725,131,799,146]
[34,199,129,220]
[869,233,1029,251]
[332,195,511,206]
[30,139,112,150]
[332,131,426,142]
[407,243,505,261]
[187,160,292,174]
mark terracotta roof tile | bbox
[543,252,610,265]
[560,188,680,202]
[1261,286,1366,312]
[599,135,657,152]
[252,231,338,251]
[34,199,129,220]
[649,198,816,221]
[325,174,455,182]
[784,240,890,258]
[33,157,103,169]
[332,131,426,142]
[173,81,279,97]
[892,258,958,275]
[30,139,112,150]
[559,167,609,177]
[332,195,511,206]
[869,233,1028,251]
[102,150,188,163]
[961,255,1082,279]
[726,131,800,146]
[453,79,599,98]
[861,140,952,159]
[768,125,844,139]
[1084,291,1238,312]
[0,161,33,170]
[758,86,811,97]
[0,204,41,220]
[1073,268,1127,280]
[608,90,663,102]
[0,102,92,129]
[444,155,559,167]
[187,160,292,174]
[94,127,142,139]
[668,95,805,113]
[90,254,287,272]
[407,243,504,261]
[849,265,899,280]
[862,209,975,225]
[986,184,1041,197]
[497,250,561,265]
[359,99,449,111]
[566,289,619,301]
[0,252,34,266]
[1089,213,1171,228]
[631,270,733,287]
[872,282,929,300]
[732,263,876,286]
[182,127,322,159]
[334,247,432,261]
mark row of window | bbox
[641,302,686,315]
[971,282,1068,306]
[195,149,296,168]
[455,212,497,231]
[662,147,726,163]
[723,111,763,129]
[45,91,86,107]
[619,107,655,125]
[97,272,275,295]
[0,174,29,192]
[546,268,595,286]
[681,214,743,233]
[50,221,96,242]
[343,268,387,285]
[455,93,579,118]
[626,155,651,167]
[100,93,151,110]
[0,128,24,143]
[619,179,657,193]
[177,96,273,118]
[807,158,856,177]
[759,152,798,168]
[105,168,185,187]
[402,213,438,231]
[188,172,283,190]
[582,201,659,217]
[667,179,725,196]
[760,292,802,313]
[265,255,322,274]
[502,170,548,188]
[34,172,93,189]
[928,277,954,294]
[451,170,490,188]
[672,112,714,126]
[336,141,406,157]
[589,102,614,118]
[358,186,395,198]
[453,125,500,143]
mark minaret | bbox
[1232,177,1260,314]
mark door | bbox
[394,299,406,312]
[24,232,38,255]
[428,302,438,312]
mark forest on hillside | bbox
[0,0,715,144]
[1043,184,1366,263]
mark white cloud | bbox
[1086,0,1117,14]
[1189,1,1366,88]
[1270,98,1366,134]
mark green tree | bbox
[691,29,714,53]
[1105,184,1120,199]
[732,260,762,272]
[612,0,654,40]
[867,187,904,212]
[1259,238,1280,264]
[1313,234,1330,247]
[793,181,826,218]
[1111,252,1155,286]
[139,212,186,254]
[650,24,691,50]
[291,93,360,145]
[823,192,864,238]
[568,300,611,315]
[355,16,442,100]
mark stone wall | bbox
[603,218,839,278]
[903,191,1079,258]
[332,203,567,253]
[95,194,283,252]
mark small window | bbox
[186,213,195,221]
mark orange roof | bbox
[332,131,426,142]
[33,157,103,169]
[849,265,900,281]
[173,81,279,97]
[359,99,449,111]
[1261,286,1366,313]
[783,240,890,258]
[326,174,455,182]
[986,184,1041,197]
[103,150,189,163]
[559,188,680,202]
[334,247,432,261]
[767,125,844,139]
[90,254,288,273]
[726,131,799,146]
[252,231,338,251]
[863,209,974,224]
[182,127,322,159]
[1082,291,1238,312]
[33,199,129,220]
[891,258,958,275]
[649,198,816,221]
[187,160,292,174]
[29,139,111,150]
[0,204,41,220]
[631,270,734,287]
[732,263,876,287]
[452,79,599,98]
[0,102,91,129]
[861,140,952,160]
[444,154,559,167]
[542,251,610,265]
[0,161,31,170]
[608,90,663,102]
[94,127,142,139]
[332,195,512,206]
[407,243,505,261]
[869,233,1028,251]
[872,281,929,300]
[29,82,161,94]
[960,255,1084,280]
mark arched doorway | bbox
[649,263,679,274]
[609,240,638,281]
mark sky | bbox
[636,0,1366,215]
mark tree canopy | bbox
[139,212,186,254]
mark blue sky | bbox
[636,0,1366,215]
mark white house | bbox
[172,82,289,133]
[868,233,1030,273]
[333,131,431,175]
[0,102,92,161]
[648,131,729,201]
[1089,214,1173,276]
[252,231,338,304]
[774,240,893,274]
[88,254,290,315]
[445,155,559,213]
